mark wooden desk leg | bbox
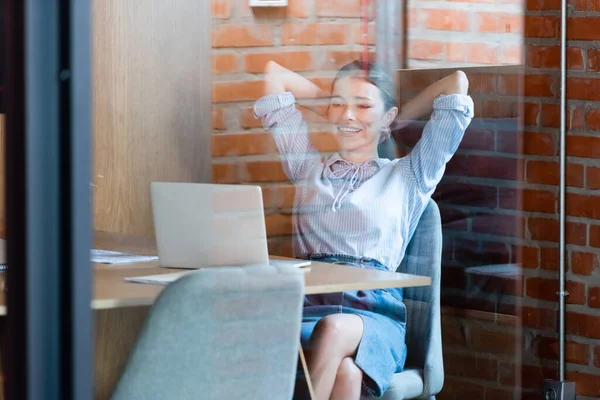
[298,341,315,400]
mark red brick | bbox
[589,49,600,71]
[524,132,555,155]
[442,352,499,382]
[586,166,600,190]
[316,0,362,17]
[244,51,313,73]
[591,225,600,248]
[408,40,443,61]
[567,311,600,339]
[434,183,498,208]
[566,193,600,218]
[526,161,584,187]
[499,187,556,213]
[525,15,558,38]
[524,74,554,97]
[526,0,561,9]
[567,135,600,158]
[595,346,600,367]
[586,109,600,130]
[567,17,600,40]
[353,22,376,45]
[212,25,273,48]
[267,237,293,257]
[526,277,586,304]
[523,307,556,330]
[527,46,584,69]
[440,319,467,346]
[588,286,600,308]
[571,251,598,276]
[567,78,600,101]
[570,0,588,9]
[512,245,539,268]
[263,185,296,209]
[422,9,470,31]
[482,100,519,118]
[212,162,237,183]
[213,81,264,103]
[590,0,600,11]
[322,50,376,71]
[541,247,559,271]
[211,133,276,157]
[533,336,589,365]
[281,23,351,46]
[523,103,540,126]
[517,364,557,388]
[472,214,525,238]
[212,53,239,74]
[211,0,231,19]
[447,42,499,64]
[446,154,523,181]
[460,126,495,151]
[241,160,288,183]
[542,104,586,130]
[264,213,292,236]
[468,73,496,93]
[440,377,485,398]
[500,43,522,64]
[240,108,263,129]
[566,371,600,397]
[497,74,521,96]
[212,108,226,130]
[468,327,517,354]
[476,12,523,33]
[528,218,587,245]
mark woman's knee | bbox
[310,315,359,350]
[336,357,363,386]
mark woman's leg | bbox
[330,357,363,400]
[305,314,364,400]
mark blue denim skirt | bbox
[298,254,407,398]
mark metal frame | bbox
[558,0,567,384]
[375,0,406,160]
[4,0,93,399]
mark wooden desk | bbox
[0,234,431,400]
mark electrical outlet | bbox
[542,379,575,400]
[249,0,288,6]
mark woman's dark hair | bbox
[331,60,398,112]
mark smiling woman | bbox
[254,60,472,400]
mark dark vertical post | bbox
[4,0,93,398]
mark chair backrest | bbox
[111,264,305,400]
[396,199,443,382]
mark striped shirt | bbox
[254,92,474,270]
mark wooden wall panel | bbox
[92,0,212,237]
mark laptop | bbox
[150,182,309,270]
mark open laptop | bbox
[150,182,309,270]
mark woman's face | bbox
[327,76,397,158]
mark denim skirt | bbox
[298,254,407,398]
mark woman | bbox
[254,60,473,400]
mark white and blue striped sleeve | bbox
[406,94,474,194]
[253,92,318,183]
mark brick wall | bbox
[407,0,524,68]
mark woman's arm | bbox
[265,61,329,99]
[398,71,469,125]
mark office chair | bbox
[111,264,305,400]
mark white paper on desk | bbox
[91,249,158,264]
[269,259,311,268]
[125,271,191,285]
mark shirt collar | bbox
[324,153,386,170]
